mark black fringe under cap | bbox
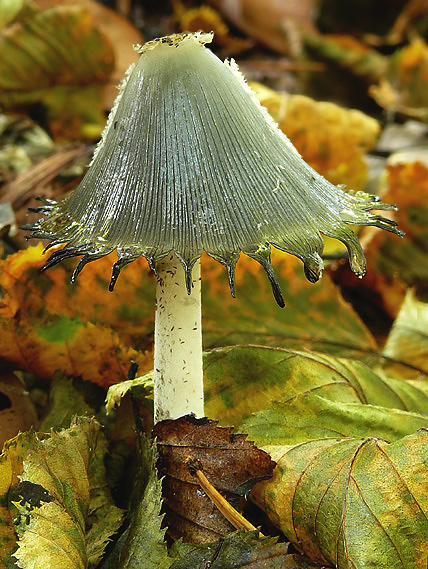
[23,32,404,307]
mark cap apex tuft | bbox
[133,31,214,54]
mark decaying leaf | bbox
[170,530,309,569]
[153,416,275,543]
[12,417,124,569]
[253,82,380,189]
[252,429,428,569]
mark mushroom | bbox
[23,31,403,423]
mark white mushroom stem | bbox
[154,253,204,423]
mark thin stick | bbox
[195,469,262,535]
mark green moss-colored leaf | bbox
[253,430,428,569]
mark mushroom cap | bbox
[25,31,403,307]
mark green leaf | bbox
[170,530,312,568]
[253,430,428,569]
[12,418,123,569]
[103,430,172,569]
[241,393,428,447]
[204,345,428,426]
[38,375,95,432]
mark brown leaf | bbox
[154,415,275,544]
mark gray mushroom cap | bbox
[24,31,403,307]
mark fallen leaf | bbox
[0,244,377,386]
[203,250,378,360]
[102,428,172,569]
[383,289,428,379]
[252,429,428,568]
[370,38,428,121]
[12,417,124,569]
[0,244,153,386]
[0,4,115,139]
[153,416,275,543]
[203,345,428,426]
[38,374,96,432]
[242,393,428,447]
[329,156,428,324]
[253,82,380,189]
[170,530,308,569]
[0,372,38,449]
[33,0,144,109]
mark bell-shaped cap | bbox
[24,31,403,307]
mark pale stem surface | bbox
[154,253,204,422]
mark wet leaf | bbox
[253,82,380,189]
[103,429,172,569]
[12,417,124,569]
[153,416,275,543]
[170,530,308,569]
[383,289,428,379]
[0,430,37,569]
[204,345,428,426]
[0,4,115,139]
[252,430,428,568]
